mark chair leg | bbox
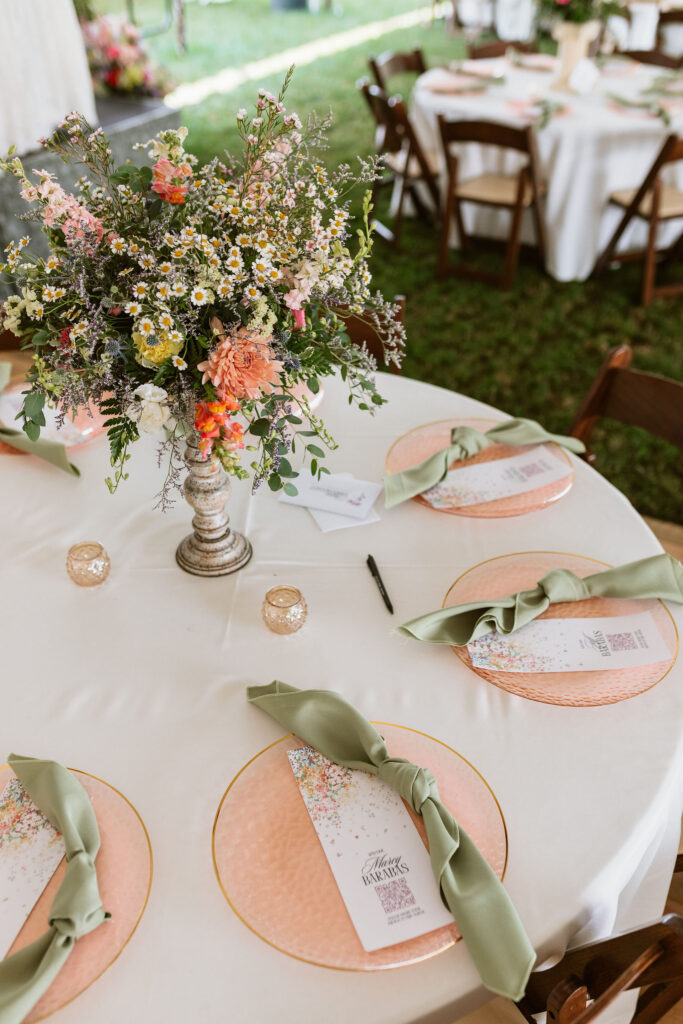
[634,976,683,1024]
[392,173,408,250]
[409,182,431,223]
[501,187,526,289]
[641,181,661,306]
[437,184,456,279]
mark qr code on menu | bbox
[374,878,416,915]
[521,461,544,478]
[606,632,637,652]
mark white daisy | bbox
[137,317,154,336]
[124,301,142,316]
[171,355,187,370]
[190,287,209,306]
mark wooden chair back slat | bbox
[438,116,533,155]
[337,295,406,374]
[620,49,683,69]
[357,79,403,153]
[517,916,683,1023]
[369,47,427,92]
[467,40,537,60]
[570,345,683,454]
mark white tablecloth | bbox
[2,373,682,1024]
[412,60,683,280]
[0,0,96,156]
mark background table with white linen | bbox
[1,372,682,1024]
[411,59,683,281]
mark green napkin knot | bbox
[377,758,440,814]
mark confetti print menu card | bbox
[288,746,453,951]
[0,777,64,957]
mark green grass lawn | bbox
[104,0,682,520]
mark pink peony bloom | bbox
[198,317,282,401]
[291,308,306,331]
[151,158,193,204]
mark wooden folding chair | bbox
[368,47,427,93]
[466,40,538,60]
[357,79,440,248]
[334,295,406,374]
[569,344,683,554]
[436,117,546,288]
[657,9,683,64]
[593,134,683,305]
[618,49,683,69]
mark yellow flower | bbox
[133,329,183,367]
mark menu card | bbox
[422,446,570,509]
[0,777,64,956]
[468,612,672,673]
[288,746,453,951]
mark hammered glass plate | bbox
[385,418,574,517]
[445,552,678,706]
[0,766,152,1022]
[213,723,507,971]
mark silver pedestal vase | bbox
[175,428,252,577]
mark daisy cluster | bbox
[0,73,404,505]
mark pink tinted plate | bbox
[507,100,571,121]
[445,552,678,706]
[213,724,507,971]
[515,53,557,71]
[426,71,489,95]
[385,418,573,517]
[0,383,106,457]
[1,767,152,1022]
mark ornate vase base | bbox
[175,529,253,577]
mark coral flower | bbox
[151,158,193,204]
[291,307,306,331]
[198,317,282,401]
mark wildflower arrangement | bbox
[0,72,403,506]
[539,0,621,22]
[79,14,172,98]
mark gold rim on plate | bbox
[0,765,153,1023]
[212,723,508,972]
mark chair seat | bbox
[454,173,534,207]
[611,184,683,220]
[384,147,439,179]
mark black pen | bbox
[366,555,394,615]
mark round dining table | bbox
[411,57,683,281]
[1,369,682,1024]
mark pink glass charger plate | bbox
[445,552,679,707]
[0,382,106,457]
[0,766,152,1022]
[213,724,507,971]
[385,418,574,518]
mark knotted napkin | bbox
[247,681,536,1000]
[0,755,109,1024]
[397,553,683,646]
[384,418,585,508]
[0,363,79,476]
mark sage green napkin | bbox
[0,363,80,476]
[0,755,109,1024]
[398,553,683,646]
[384,418,585,508]
[247,681,536,1000]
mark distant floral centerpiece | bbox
[0,71,403,521]
[80,14,172,97]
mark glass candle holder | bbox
[262,585,307,635]
[66,542,111,587]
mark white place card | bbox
[288,746,453,951]
[422,446,570,509]
[278,472,383,521]
[468,612,672,673]
[306,473,381,532]
[568,58,600,94]
[0,778,64,957]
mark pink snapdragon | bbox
[23,170,103,247]
[151,158,193,204]
[291,308,306,331]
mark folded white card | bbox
[288,746,453,951]
[422,446,570,509]
[306,473,381,532]
[0,777,64,957]
[569,58,600,94]
[279,472,383,520]
[468,612,672,673]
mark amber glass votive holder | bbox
[262,586,307,635]
[66,542,111,587]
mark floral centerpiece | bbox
[80,14,172,97]
[539,0,621,23]
[0,71,403,575]
[540,0,622,89]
